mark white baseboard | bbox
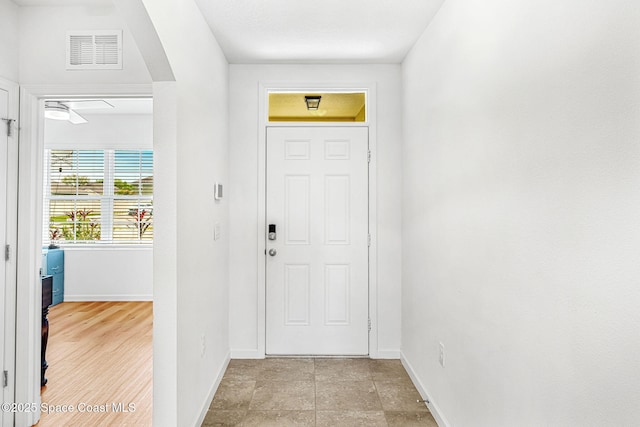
[371,349,401,359]
[230,349,265,359]
[193,352,231,427]
[64,294,153,302]
[401,352,451,427]
[230,349,400,359]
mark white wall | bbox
[140,1,230,425]
[44,114,153,149]
[401,1,640,426]
[19,5,151,85]
[228,64,402,357]
[0,0,19,82]
[44,112,153,301]
[17,4,154,303]
[62,247,152,301]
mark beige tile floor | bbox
[202,358,438,427]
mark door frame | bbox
[0,76,19,427]
[16,83,152,427]
[256,82,380,357]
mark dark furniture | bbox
[41,275,52,387]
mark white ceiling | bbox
[51,98,153,115]
[85,98,152,114]
[194,0,445,63]
[12,0,109,6]
[12,0,445,64]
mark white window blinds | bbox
[44,149,153,245]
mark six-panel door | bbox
[266,127,369,355]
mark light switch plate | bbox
[214,182,223,200]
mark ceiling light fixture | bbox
[44,101,71,121]
[304,95,321,110]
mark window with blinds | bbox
[44,149,153,245]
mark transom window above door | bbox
[268,92,366,122]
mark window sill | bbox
[45,244,153,251]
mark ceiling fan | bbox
[44,100,114,124]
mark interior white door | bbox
[266,126,369,355]
[0,87,9,427]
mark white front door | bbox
[266,126,369,355]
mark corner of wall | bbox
[401,352,450,427]
[192,351,230,427]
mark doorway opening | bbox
[37,97,153,426]
[256,83,380,358]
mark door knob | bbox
[268,248,277,257]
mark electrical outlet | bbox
[439,342,445,367]
[200,334,206,358]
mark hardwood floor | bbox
[35,301,152,426]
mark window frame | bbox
[43,148,153,246]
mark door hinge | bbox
[367,234,371,247]
[4,244,9,261]
[368,318,371,332]
[1,118,15,138]
[3,371,7,388]
[367,150,371,163]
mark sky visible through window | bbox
[115,150,153,179]
[52,151,152,180]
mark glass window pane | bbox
[114,150,154,196]
[268,92,366,122]
[44,148,153,245]
[77,151,104,195]
[141,150,153,195]
[49,150,104,196]
[48,199,102,243]
[49,150,74,196]
[113,200,153,242]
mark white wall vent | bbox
[66,30,123,70]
